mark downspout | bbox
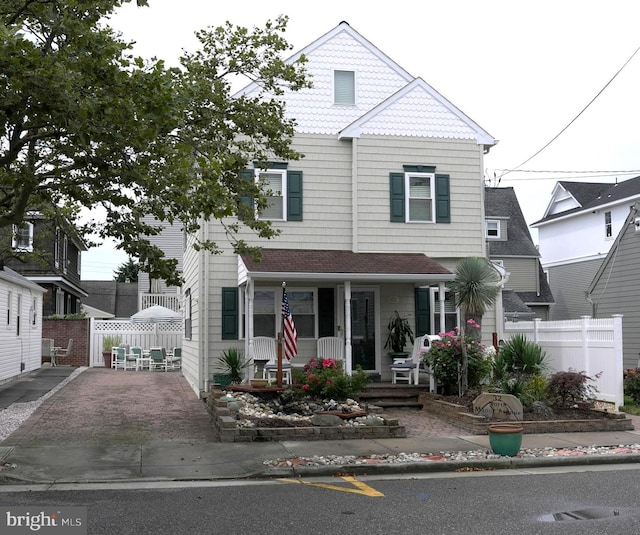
[201,218,210,396]
[351,138,358,252]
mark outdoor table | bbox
[136,350,151,371]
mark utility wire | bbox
[499,43,640,183]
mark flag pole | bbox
[277,282,285,388]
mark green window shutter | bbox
[318,288,335,337]
[239,169,255,210]
[287,170,303,221]
[389,172,405,222]
[435,174,450,223]
[221,287,238,340]
[414,287,431,337]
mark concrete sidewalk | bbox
[1,366,640,484]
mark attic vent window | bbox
[486,219,500,238]
[605,211,612,238]
[334,70,355,105]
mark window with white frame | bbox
[334,70,355,105]
[184,289,192,340]
[430,287,459,334]
[406,172,434,222]
[605,211,612,238]
[16,294,21,336]
[54,228,60,268]
[486,219,500,238]
[32,297,37,326]
[6,290,11,326]
[12,222,34,251]
[256,169,286,221]
[245,288,315,338]
[62,235,68,273]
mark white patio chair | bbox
[167,347,182,370]
[253,336,291,384]
[391,334,440,385]
[113,346,127,370]
[149,347,167,371]
[316,336,345,368]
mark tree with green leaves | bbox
[0,1,310,286]
[114,257,139,282]
[448,256,500,394]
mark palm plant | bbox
[217,348,251,384]
[448,257,500,394]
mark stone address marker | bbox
[472,393,523,421]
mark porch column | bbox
[344,281,352,376]
[246,278,255,368]
[438,282,446,333]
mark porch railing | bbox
[139,293,181,312]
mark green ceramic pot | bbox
[488,424,523,457]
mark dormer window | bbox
[334,70,355,105]
[486,219,500,238]
[12,222,34,251]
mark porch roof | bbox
[239,249,453,284]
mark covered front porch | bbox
[238,249,455,382]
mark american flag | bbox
[281,287,298,361]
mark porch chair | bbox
[167,347,182,371]
[113,346,130,370]
[149,347,167,371]
[253,336,291,384]
[391,334,440,385]
[316,336,345,368]
[130,346,147,370]
[52,339,73,366]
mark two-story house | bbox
[177,22,499,397]
[3,214,87,316]
[485,187,554,321]
[531,176,640,320]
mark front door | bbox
[339,287,379,372]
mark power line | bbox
[498,42,640,183]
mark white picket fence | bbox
[504,315,624,407]
[89,318,183,367]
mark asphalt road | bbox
[2,466,640,534]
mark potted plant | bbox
[216,347,252,385]
[384,311,415,358]
[102,335,122,368]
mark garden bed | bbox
[206,387,406,442]
[420,392,634,435]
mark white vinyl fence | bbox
[89,318,183,367]
[503,315,624,407]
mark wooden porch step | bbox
[372,401,423,409]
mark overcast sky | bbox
[82,0,640,279]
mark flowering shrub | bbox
[624,368,640,403]
[422,321,491,395]
[291,358,369,401]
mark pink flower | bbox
[322,358,336,369]
[302,384,309,391]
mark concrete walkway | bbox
[1,366,640,484]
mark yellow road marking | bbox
[279,476,384,497]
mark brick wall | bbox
[42,318,89,367]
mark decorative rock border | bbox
[419,393,634,435]
[206,388,406,442]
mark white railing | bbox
[89,318,183,367]
[504,315,624,407]
[139,293,181,312]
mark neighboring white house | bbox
[0,266,46,383]
[168,21,500,398]
[532,176,640,320]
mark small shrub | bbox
[292,358,369,401]
[623,368,640,403]
[217,348,251,384]
[546,368,600,408]
[492,334,548,381]
[520,374,550,408]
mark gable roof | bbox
[0,266,46,293]
[533,176,640,226]
[239,249,452,284]
[234,21,496,150]
[82,281,138,318]
[484,187,539,257]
